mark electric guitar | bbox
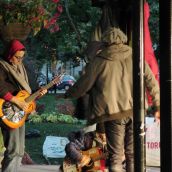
[62,147,108,172]
[0,74,64,129]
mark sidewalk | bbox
[20,165,160,172]
[0,165,160,172]
[19,165,60,172]
[147,167,160,172]
[0,165,60,172]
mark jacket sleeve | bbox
[65,143,83,163]
[145,62,160,109]
[0,65,14,100]
[65,59,100,99]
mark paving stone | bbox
[0,165,161,172]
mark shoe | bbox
[25,129,41,138]
[21,152,35,165]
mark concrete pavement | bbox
[0,165,59,172]
[147,166,160,172]
[0,165,160,172]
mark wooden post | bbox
[160,0,172,171]
[132,0,146,171]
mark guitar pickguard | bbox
[2,102,25,123]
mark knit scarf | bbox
[0,60,32,94]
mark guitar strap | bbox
[0,60,32,94]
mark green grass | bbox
[25,94,85,165]
[36,94,58,113]
[25,122,84,165]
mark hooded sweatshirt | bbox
[0,40,31,101]
[65,43,134,123]
[5,39,25,60]
[65,28,159,124]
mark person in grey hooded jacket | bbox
[58,27,160,172]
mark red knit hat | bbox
[5,39,25,60]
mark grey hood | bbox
[97,27,131,61]
[98,44,132,61]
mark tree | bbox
[0,0,159,70]
[147,0,159,59]
[23,0,101,70]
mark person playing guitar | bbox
[61,130,108,172]
[0,40,48,172]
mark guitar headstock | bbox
[52,73,65,85]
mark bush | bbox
[28,112,86,125]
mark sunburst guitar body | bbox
[62,147,108,172]
[0,90,36,129]
[0,74,63,129]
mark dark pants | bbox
[104,117,134,172]
[1,124,25,172]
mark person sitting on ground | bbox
[62,130,107,172]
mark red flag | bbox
[144,2,159,106]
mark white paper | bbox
[43,136,69,158]
[146,117,160,166]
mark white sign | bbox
[43,136,69,158]
[146,117,160,166]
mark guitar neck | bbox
[25,77,60,103]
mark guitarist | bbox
[62,130,107,172]
[0,40,47,172]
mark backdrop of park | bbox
[0,0,159,165]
